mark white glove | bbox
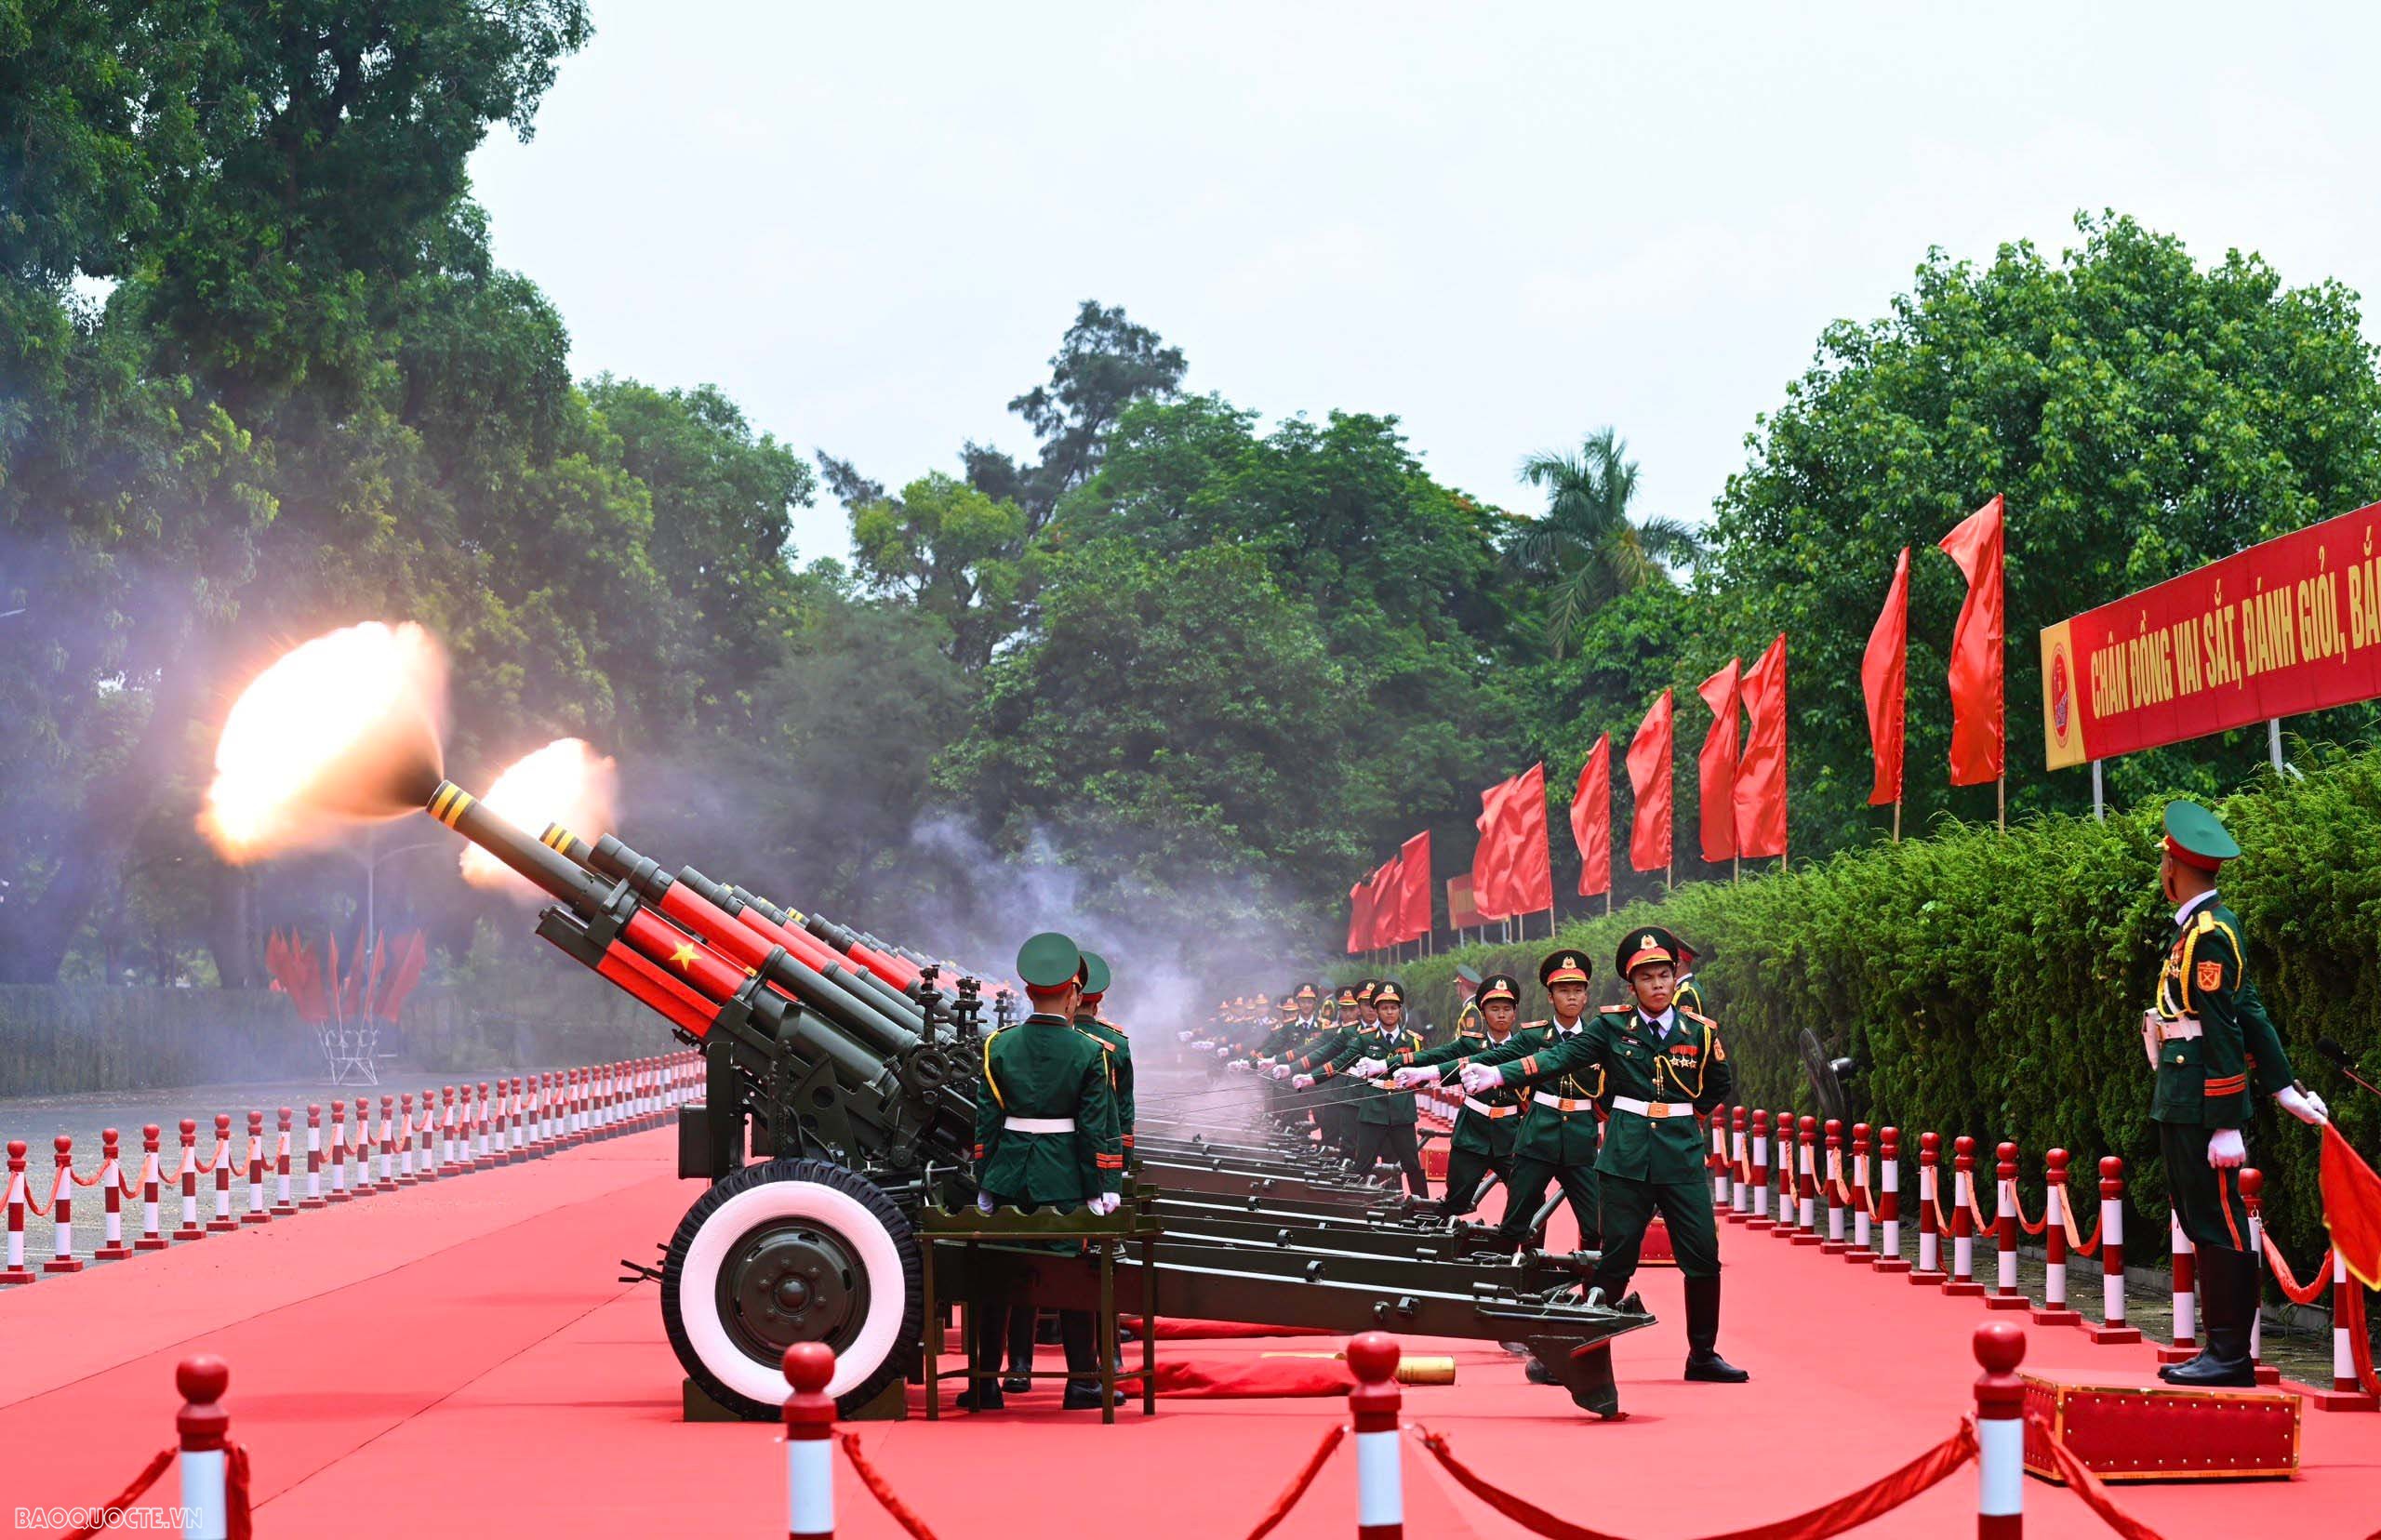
[1291,1073,1315,1091]
[2207,1127,2247,1168]
[1177,1030,1193,1042]
[1390,1066,1437,1090]
[1458,1062,1503,1096]
[976,1190,998,1215]
[1350,1056,1389,1080]
[1191,1040,1214,1052]
[1228,1059,1251,1073]
[1270,1063,1293,1081]
[2275,1085,2329,1125]
[1086,1192,1120,1216]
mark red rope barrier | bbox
[836,1431,944,1540]
[1412,1419,1977,1540]
[2061,1193,2103,1257]
[2031,1415,2167,1540]
[62,1447,172,1539]
[2011,1188,2046,1236]
[2350,1280,2379,1398]
[2261,1235,2334,1308]
[1239,1421,1346,1540]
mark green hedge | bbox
[1390,746,2381,1275]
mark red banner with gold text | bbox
[2041,500,2381,768]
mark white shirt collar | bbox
[1637,1006,1678,1033]
[1550,1014,1585,1035]
[2175,889,2220,930]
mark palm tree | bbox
[1508,428,1703,658]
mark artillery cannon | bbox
[416,778,1651,1420]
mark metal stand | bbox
[918,1199,1160,1425]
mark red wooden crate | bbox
[2021,1374,2299,1483]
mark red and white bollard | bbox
[1910,1132,1946,1283]
[380,1095,402,1188]
[1973,1321,2027,1539]
[209,1115,237,1231]
[1349,1332,1404,1540]
[1875,1126,1910,1273]
[301,1105,326,1208]
[272,1108,298,1215]
[178,1354,235,1540]
[241,1112,271,1225]
[395,1094,416,1183]
[2320,1246,2380,1410]
[2159,1207,2198,1363]
[1820,1119,1848,1253]
[174,1120,205,1241]
[1746,1110,1774,1231]
[95,1127,133,1259]
[476,1081,496,1166]
[417,1088,438,1179]
[1729,1107,1750,1220]
[136,1123,168,1251]
[439,1086,459,1174]
[783,1342,837,1539]
[1710,1109,1731,1211]
[1777,1110,1800,1230]
[2,1140,32,1284]
[509,1075,527,1156]
[2084,1157,2141,1344]
[1943,1135,1983,1295]
[2031,1149,2082,1327]
[1845,1123,1876,1263]
[47,1135,84,1271]
[1986,1142,2026,1310]
[326,1102,351,1202]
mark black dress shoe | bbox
[1684,1351,1750,1383]
[957,1387,1004,1412]
[1000,1372,1032,1394]
[1062,1380,1122,1411]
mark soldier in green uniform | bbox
[1369,973,1526,1216]
[1671,937,1709,1020]
[1461,927,1749,1383]
[965,931,1125,1413]
[1275,986,1364,1154]
[2149,801,2329,1387]
[1302,981,1429,1197]
[1438,949,1608,1255]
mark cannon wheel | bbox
[661,1157,923,1419]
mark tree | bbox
[1702,213,2381,855]
[1508,428,1703,659]
[971,300,1187,526]
[848,472,1035,671]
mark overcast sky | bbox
[466,2,2377,565]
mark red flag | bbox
[1391,831,1432,945]
[2323,1122,2381,1293]
[1863,548,1910,806]
[1939,496,2005,786]
[1571,735,1611,897]
[1366,858,1401,949]
[1735,632,1788,858]
[1627,691,1673,873]
[1471,763,1552,918]
[1346,875,1375,954]
[1696,660,1741,864]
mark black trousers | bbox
[1352,1121,1429,1198]
[1442,1144,1511,1216]
[2159,1121,2253,1253]
[1591,1172,1722,1294]
[1493,1155,1602,1250]
[1319,1102,1359,1152]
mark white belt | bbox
[1463,1097,1521,1120]
[1610,1095,1697,1119]
[2152,1016,2202,1042]
[1532,1092,1597,1115]
[1004,1116,1076,1134]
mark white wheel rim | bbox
[678,1178,906,1404]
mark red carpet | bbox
[7,1130,2379,1538]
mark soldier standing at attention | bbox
[2149,801,2328,1387]
[1303,981,1430,1197]
[1671,937,1709,1019]
[1463,927,1749,1383]
[1432,949,1607,1254]
[1368,973,1526,1216]
[1276,986,1363,1154]
[965,931,1124,1413]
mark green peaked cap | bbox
[1080,950,1112,995]
[2162,800,2241,864]
[1017,931,1086,989]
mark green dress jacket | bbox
[973,1015,1124,1202]
[1487,1007,1732,1184]
[1288,1024,1366,1105]
[2151,897,2294,1128]
[1074,1012,1136,1149]
[1318,1025,1424,1126]
[1457,1019,1607,1165]
[1397,1026,1527,1157]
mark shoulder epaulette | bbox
[1523,1018,1551,1029]
[1680,1008,1714,1027]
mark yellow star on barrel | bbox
[670,941,698,970]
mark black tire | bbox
[660,1157,924,1419]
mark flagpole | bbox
[1892,799,1901,843]
[1997,774,2006,833]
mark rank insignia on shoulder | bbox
[2196,961,2224,990]
[1712,1041,1726,1062]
